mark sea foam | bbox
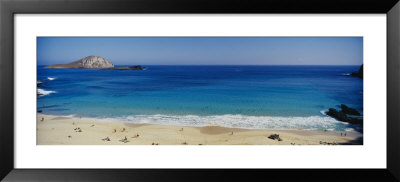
[47,77,56,80]
[37,89,56,96]
[78,114,352,131]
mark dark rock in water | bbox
[347,117,363,125]
[37,110,42,113]
[327,108,348,122]
[350,64,363,78]
[128,65,143,70]
[109,65,144,70]
[268,134,282,141]
[340,104,361,116]
[37,82,42,88]
[326,108,363,125]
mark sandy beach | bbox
[37,114,363,145]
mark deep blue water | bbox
[37,65,363,130]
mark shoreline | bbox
[37,114,363,145]
[35,112,359,132]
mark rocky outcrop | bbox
[350,64,363,79]
[327,108,347,121]
[326,106,363,125]
[268,134,282,141]
[340,104,361,116]
[44,56,114,69]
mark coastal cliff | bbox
[44,56,114,69]
[350,64,363,79]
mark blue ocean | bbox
[37,65,363,131]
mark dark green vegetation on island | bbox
[108,65,144,70]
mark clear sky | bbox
[37,37,363,65]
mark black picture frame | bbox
[1,0,399,181]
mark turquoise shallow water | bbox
[37,65,363,131]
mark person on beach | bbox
[102,137,110,141]
[120,136,129,143]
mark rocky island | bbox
[44,56,144,71]
[44,56,115,69]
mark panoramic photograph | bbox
[36,37,363,145]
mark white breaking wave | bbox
[320,110,327,115]
[47,77,56,80]
[37,81,42,84]
[342,73,351,76]
[37,89,56,96]
[77,114,350,130]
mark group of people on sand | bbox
[101,132,140,143]
[74,127,82,132]
[119,136,129,143]
[102,137,111,141]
